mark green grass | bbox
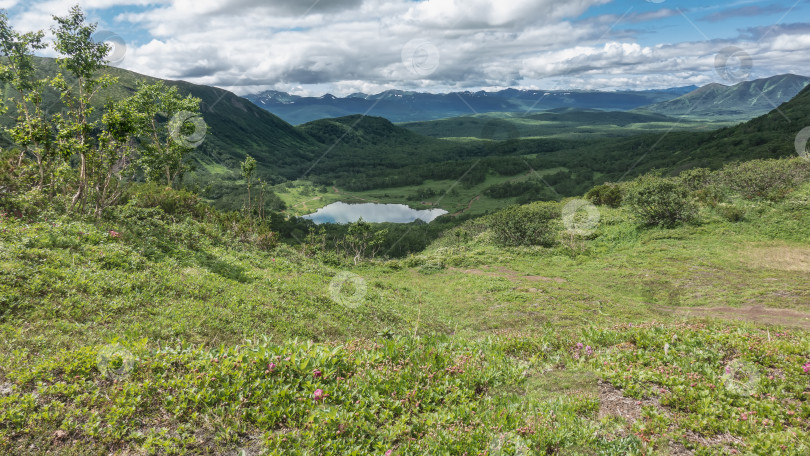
[1,165,810,454]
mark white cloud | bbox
[5,0,810,95]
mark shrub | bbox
[256,231,280,251]
[624,174,697,228]
[586,183,623,208]
[489,202,560,247]
[123,183,202,217]
[678,167,714,192]
[716,204,745,223]
[715,159,810,201]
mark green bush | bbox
[256,231,280,251]
[715,159,810,201]
[624,174,697,228]
[586,183,623,208]
[123,183,203,217]
[678,167,714,192]
[489,201,560,247]
[716,204,746,223]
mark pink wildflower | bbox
[266,362,276,373]
[109,230,120,238]
[313,369,322,379]
[585,346,593,356]
[385,451,393,456]
[803,362,810,374]
[313,389,325,402]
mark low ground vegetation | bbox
[1,155,809,454]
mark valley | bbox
[2,4,810,455]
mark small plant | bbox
[716,203,745,222]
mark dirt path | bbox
[451,195,480,216]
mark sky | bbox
[3,0,810,96]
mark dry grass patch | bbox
[743,245,810,273]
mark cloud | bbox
[5,0,810,95]
[700,5,790,23]
[400,0,609,29]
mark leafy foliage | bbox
[586,183,623,208]
[624,174,697,227]
[488,201,561,246]
[715,159,810,201]
[0,9,203,216]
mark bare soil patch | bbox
[598,381,693,455]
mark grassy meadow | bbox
[2,158,810,455]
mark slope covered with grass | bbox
[2,157,810,454]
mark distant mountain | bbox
[640,85,699,95]
[244,88,689,125]
[641,74,810,120]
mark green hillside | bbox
[399,109,730,141]
[0,57,317,176]
[280,85,810,220]
[0,57,320,211]
[2,154,809,454]
[555,82,810,179]
[641,74,810,120]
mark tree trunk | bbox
[247,185,251,215]
[71,152,86,211]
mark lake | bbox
[302,202,448,224]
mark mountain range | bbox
[641,74,810,120]
[244,87,698,125]
[244,74,810,126]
